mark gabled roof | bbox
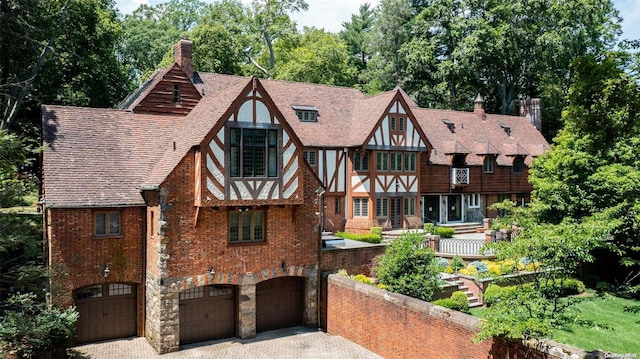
[118,67,170,110]
[42,106,180,207]
[414,107,548,166]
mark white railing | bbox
[438,237,492,255]
[451,168,469,185]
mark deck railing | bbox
[437,237,492,255]
[451,167,469,185]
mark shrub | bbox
[353,274,374,285]
[436,257,449,268]
[433,291,469,313]
[375,231,441,301]
[539,278,586,296]
[423,223,435,234]
[483,284,502,306]
[334,231,382,244]
[435,226,455,238]
[450,255,465,272]
[370,226,383,237]
[444,266,454,274]
[469,261,489,273]
[486,262,502,276]
[459,265,478,276]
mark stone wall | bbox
[327,274,594,359]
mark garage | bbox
[256,277,304,332]
[179,285,236,344]
[74,283,137,344]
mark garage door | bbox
[179,285,235,344]
[74,283,137,344]
[256,277,303,332]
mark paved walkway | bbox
[68,327,384,359]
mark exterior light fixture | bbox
[281,261,287,272]
[103,264,110,278]
[209,267,216,275]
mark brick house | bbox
[41,40,548,353]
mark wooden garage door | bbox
[256,277,303,332]
[179,285,235,344]
[74,283,137,344]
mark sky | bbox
[115,0,640,41]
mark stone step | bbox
[463,291,474,298]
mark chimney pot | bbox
[474,93,486,120]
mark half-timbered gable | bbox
[199,78,306,206]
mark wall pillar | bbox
[237,278,257,339]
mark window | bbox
[403,197,416,216]
[76,285,103,300]
[376,152,389,171]
[303,150,317,166]
[353,198,369,217]
[230,127,278,178]
[94,210,121,237]
[399,117,405,131]
[292,105,319,122]
[354,151,369,171]
[229,209,265,243]
[376,198,388,217]
[334,198,341,214]
[390,116,396,131]
[109,283,133,296]
[390,152,402,171]
[180,286,204,300]
[468,194,480,208]
[404,153,416,171]
[513,156,524,173]
[172,83,180,103]
[483,156,494,173]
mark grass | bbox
[470,295,640,353]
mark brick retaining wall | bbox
[326,274,597,359]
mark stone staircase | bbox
[448,275,482,308]
[439,222,483,234]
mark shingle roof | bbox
[414,108,549,166]
[43,68,549,207]
[42,105,180,207]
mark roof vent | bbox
[500,123,511,136]
[442,119,455,133]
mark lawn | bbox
[470,295,640,353]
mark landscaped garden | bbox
[470,293,640,353]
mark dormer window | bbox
[500,123,511,136]
[172,83,180,103]
[292,105,318,122]
[442,119,455,133]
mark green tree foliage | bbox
[339,3,375,77]
[120,0,211,82]
[190,0,251,75]
[272,28,356,86]
[374,231,441,301]
[0,293,78,356]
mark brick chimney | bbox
[474,93,486,120]
[520,98,542,132]
[174,39,193,79]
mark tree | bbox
[360,0,414,94]
[120,0,210,82]
[476,202,606,341]
[374,231,441,301]
[245,0,308,76]
[272,28,357,86]
[340,3,375,74]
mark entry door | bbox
[447,195,462,222]
[423,196,439,224]
[390,198,402,228]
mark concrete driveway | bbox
[68,327,384,359]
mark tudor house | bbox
[41,40,548,353]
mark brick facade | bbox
[327,275,592,359]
